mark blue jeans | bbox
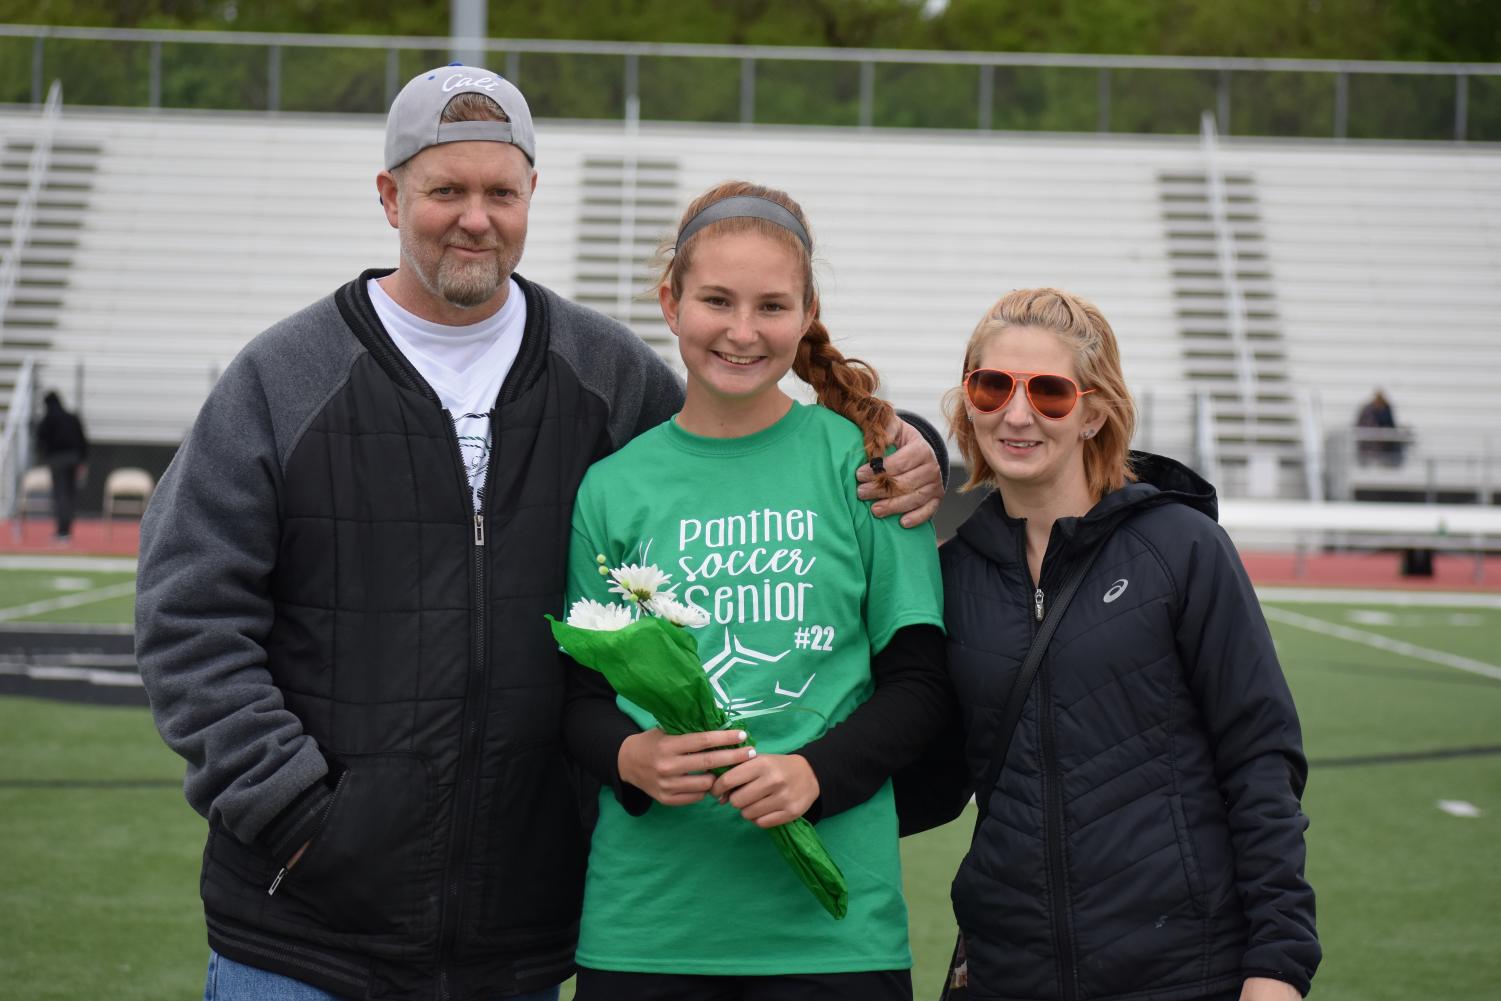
[205,950,563,1001]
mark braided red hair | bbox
[661,181,894,464]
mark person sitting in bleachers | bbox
[1356,389,1404,466]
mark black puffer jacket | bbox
[919,453,1318,1001]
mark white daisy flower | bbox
[646,594,711,629]
[607,563,674,605]
[566,598,634,631]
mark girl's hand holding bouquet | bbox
[711,752,820,829]
[618,727,755,807]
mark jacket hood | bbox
[954,451,1217,567]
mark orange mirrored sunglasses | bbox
[964,369,1094,420]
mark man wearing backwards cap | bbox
[135,65,946,1001]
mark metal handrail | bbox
[1297,388,1325,502]
[1,23,1499,74]
[0,355,38,522]
[1199,111,1257,411]
[1324,426,1497,504]
[3,23,1498,141]
[1194,390,1222,490]
[0,79,61,348]
[614,87,642,323]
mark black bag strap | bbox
[974,537,1109,824]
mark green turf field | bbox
[0,566,138,625]
[1,565,1498,999]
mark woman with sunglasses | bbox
[900,288,1319,1001]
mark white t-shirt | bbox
[367,278,526,513]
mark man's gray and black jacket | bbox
[135,270,684,1000]
[899,454,1319,1001]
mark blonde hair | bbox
[946,287,1136,498]
[660,180,894,464]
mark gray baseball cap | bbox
[384,63,536,169]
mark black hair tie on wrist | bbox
[868,456,885,475]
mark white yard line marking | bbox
[0,660,143,687]
[1346,610,1397,626]
[1257,586,1501,609]
[32,653,138,668]
[0,581,137,622]
[1260,605,1501,682]
[0,555,137,572]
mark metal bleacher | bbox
[1,111,393,442]
[562,125,1191,451]
[0,99,1498,521]
[0,106,1193,454]
[1248,142,1501,503]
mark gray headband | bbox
[675,195,812,253]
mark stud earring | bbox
[1080,428,1097,440]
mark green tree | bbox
[4,0,1495,62]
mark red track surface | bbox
[2,518,1498,590]
[0,517,143,557]
[1239,550,1500,591]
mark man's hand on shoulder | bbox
[856,417,944,528]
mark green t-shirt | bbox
[565,401,944,974]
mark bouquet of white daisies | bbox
[548,557,848,919]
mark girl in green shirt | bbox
[561,181,949,1001]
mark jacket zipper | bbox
[350,279,534,1001]
[436,409,496,1001]
[1028,522,1077,1001]
[266,768,350,896]
[1040,662,1079,1001]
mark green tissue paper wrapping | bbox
[549,613,848,919]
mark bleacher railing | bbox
[1325,428,1498,504]
[0,355,37,522]
[1297,389,1326,504]
[0,78,60,350]
[2,24,1499,141]
[1193,391,1223,490]
[1198,111,1256,410]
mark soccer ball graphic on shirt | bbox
[702,627,814,713]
